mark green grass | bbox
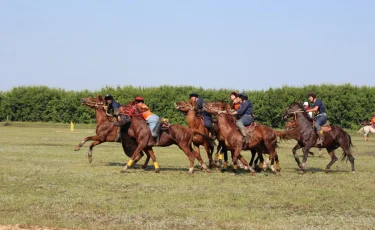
[0,122,374,230]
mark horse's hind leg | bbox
[325,149,338,173]
[292,143,302,167]
[203,142,214,168]
[87,141,102,163]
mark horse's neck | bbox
[217,115,238,136]
[95,109,111,126]
[186,111,200,129]
[295,113,312,129]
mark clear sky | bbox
[1,0,374,92]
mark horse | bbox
[203,101,280,175]
[175,100,216,168]
[74,95,141,163]
[357,124,375,141]
[283,102,355,174]
[118,100,211,174]
[284,119,322,156]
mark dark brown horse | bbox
[283,102,355,173]
[118,101,210,173]
[74,95,141,163]
[175,101,215,168]
[283,119,321,156]
[203,101,280,175]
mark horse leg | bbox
[145,147,160,173]
[183,145,210,173]
[238,153,255,175]
[193,143,204,169]
[325,148,338,173]
[203,142,214,168]
[249,149,256,168]
[121,144,145,173]
[338,136,356,173]
[292,143,302,167]
[74,136,91,151]
[87,140,103,163]
[300,144,314,174]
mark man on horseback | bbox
[231,93,253,148]
[230,91,240,110]
[134,96,162,144]
[104,94,127,142]
[189,92,217,140]
[306,92,327,146]
[370,115,375,128]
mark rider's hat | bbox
[135,96,144,102]
[104,94,114,100]
[189,92,199,98]
[238,93,248,100]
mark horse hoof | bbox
[88,157,93,163]
[250,172,255,176]
[352,171,356,174]
[74,147,80,151]
[154,168,160,173]
[120,170,126,173]
[276,171,281,176]
[298,170,304,175]
[325,169,330,173]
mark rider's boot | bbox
[316,130,324,147]
[239,127,248,149]
[115,129,121,142]
[207,126,217,140]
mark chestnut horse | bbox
[74,95,141,163]
[118,101,210,173]
[283,102,355,173]
[203,101,280,175]
[175,101,215,168]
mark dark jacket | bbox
[236,100,253,116]
[107,100,121,115]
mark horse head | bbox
[203,101,230,116]
[283,102,305,119]
[80,95,105,109]
[174,100,195,113]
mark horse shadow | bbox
[106,162,208,173]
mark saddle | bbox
[313,120,332,132]
[245,122,257,133]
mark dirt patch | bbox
[0,225,79,230]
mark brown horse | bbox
[283,119,321,156]
[74,96,132,162]
[283,102,355,173]
[118,101,210,173]
[175,100,215,168]
[203,101,280,175]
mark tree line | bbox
[0,84,374,129]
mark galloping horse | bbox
[357,123,375,141]
[74,95,140,163]
[284,119,322,156]
[118,100,210,173]
[203,101,279,175]
[283,102,355,173]
[175,101,215,168]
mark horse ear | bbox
[98,95,103,99]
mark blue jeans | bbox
[146,114,160,137]
[236,115,254,129]
[315,114,327,132]
[202,114,213,128]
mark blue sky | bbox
[1,0,374,92]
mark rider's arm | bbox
[307,106,319,112]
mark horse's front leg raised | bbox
[74,135,97,151]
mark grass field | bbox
[1,122,374,230]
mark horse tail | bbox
[275,130,294,142]
[357,127,364,134]
[192,131,217,146]
[340,131,354,162]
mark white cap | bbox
[303,102,309,106]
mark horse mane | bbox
[289,102,314,123]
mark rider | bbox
[134,96,161,142]
[303,101,313,118]
[370,114,375,128]
[104,94,128,142]
[230,91,240,110]
[306,92,327,146]
[189,92,217,139]
[231,93,253,148]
